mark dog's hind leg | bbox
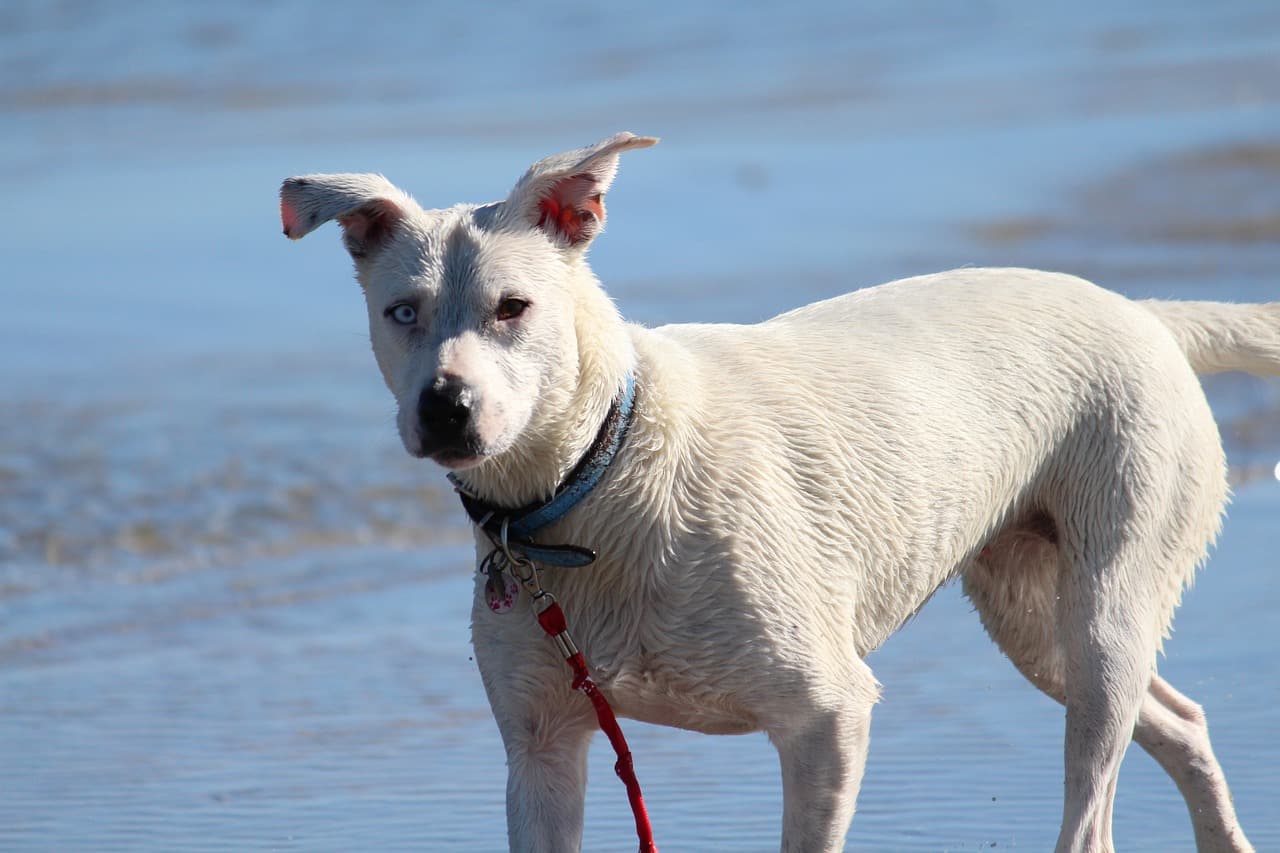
[960,521,1136,851]
[767,659,878,853]
[962,523,1150,853]
[1132,675,1253,852]
[965,522,1252,852]
[1054,550,1156,853]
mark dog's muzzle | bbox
[417,375,479,459]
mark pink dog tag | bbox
[485,571,520,614]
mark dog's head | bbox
[280,133,656,472]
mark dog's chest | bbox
[600,652,761,736]
[474,591,759,736]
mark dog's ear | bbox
[280,173,415,261]
[505,132,658,249]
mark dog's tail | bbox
[1142,299,1280,376]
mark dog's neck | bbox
[450,271,635,509]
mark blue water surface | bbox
[2,2,1278,850]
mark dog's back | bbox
[643,268,1230,651]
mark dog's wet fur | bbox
[282,133,1278,852]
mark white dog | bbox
[281,133,1278,852]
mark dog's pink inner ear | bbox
[535,174,606,246]
[337,201,400,259]
[280,197,301,237]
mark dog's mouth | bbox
[406,424,487,470]
[427,447,485,470]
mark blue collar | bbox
[449,374,636,568]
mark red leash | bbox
[535,597,657,853]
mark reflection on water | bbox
[2,1,1278,850]
[0,357,458,592]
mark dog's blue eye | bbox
[389,304,417,325]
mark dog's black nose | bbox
[418,375,473,447]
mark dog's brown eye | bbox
[496,298,529,322]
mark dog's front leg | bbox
[475,603,596,853]
[495,704,595,853]
[770,697,874,853]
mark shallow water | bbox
[2,2,1279,850]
